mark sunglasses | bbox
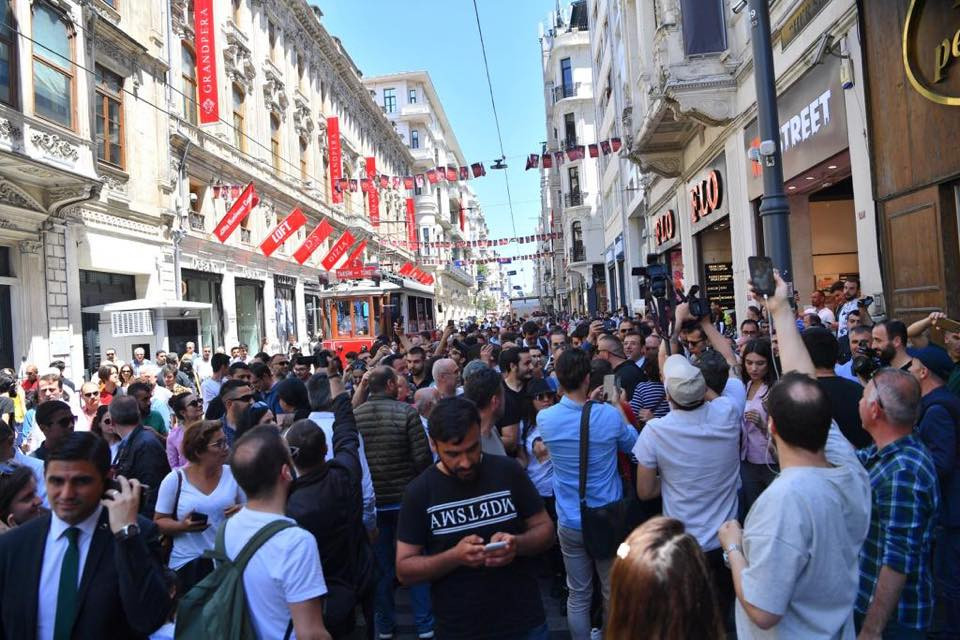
[83,392,99,398]
[229,394,255,403]
[208,439,229,450]
[186,399,202,408]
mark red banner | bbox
[399,262,415,276]
[405,198,417,250]
[260,207,307,257]
[458,205,465,231]
[292,219,333,264]
[327,117,342,204]
[345,239,367,268]
[194,0,219,124]
[213,182,257,243]
[321,230,356,271]
[365,157,379,226]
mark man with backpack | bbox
[177,425,331,640]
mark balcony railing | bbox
[563,135,579,149]
[188,212,205,231]
[564,191,586,207]
[552,82,580,103]
[570,244,586,263]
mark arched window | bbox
[181,42,197,124]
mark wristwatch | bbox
[722,543,743,568]
[114,523,140,542]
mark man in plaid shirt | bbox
[856,367,940,639]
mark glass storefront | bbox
[235,278,264,351]
[305,293,321,341]
[80,269,135,378]
[183,269,224,351]
[274,275,297,346]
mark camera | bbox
[852,346,883,380]
[685,285,712,319]
[634,254,670,299]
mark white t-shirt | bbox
[155,465,245,570]
[632,378,746,551]
[735,424,871,639]
[223,507,327,640]
[816,306,836,329]
[200,377,222,411]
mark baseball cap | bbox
[907,346,955,381]
[663,354,707,407]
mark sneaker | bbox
[418,633,435,639]
[590,628,603,640]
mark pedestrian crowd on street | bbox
[0,271,956,639]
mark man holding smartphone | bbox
[396,397,554,640]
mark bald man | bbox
[431,358,460,398]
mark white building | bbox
[364,71,482,322]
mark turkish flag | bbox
[292,219,333,264]
[260,207,307,257]
[213,182,258,243]
[321,230,356,271]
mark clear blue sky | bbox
[317,0,557,291]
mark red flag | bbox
[445,167,458,182]
[459,166,469,180]
[360,178,371,192]
[292,219,334,264]
[403,176,415,189]
[327,117,342,204]
[406,198,417,250]
[399,262,414,276]
[426,169,438,184]
[194,0,219,124]
[525,154,539,170]
[541,153,553,168]
[459,206,465,231]
[588,144,599,158]
[611,137,622,152]
[260,207,307,257]
[321,230,356,271]
[213,182,257,243]
[600,140,612,155]
[365,157,379,227]
[345,239,367,267]
[471,162,483,178]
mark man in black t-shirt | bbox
[802,327,872,448]
[496,347,532,456]
[397,397,555,640]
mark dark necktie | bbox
[53,526,80,640]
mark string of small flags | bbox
[386,232,561,250]
[525,137,623,169]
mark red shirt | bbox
[21,379,37,393]
[100,389,114,406]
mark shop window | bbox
[95,65,124,168]
[235,279,264,350]
[182,270,225,354]
[0,8,18,107]
[275,283,297,345]
[181,42,197,124]
[33,4,74,129]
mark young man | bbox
[405,347,432,391]
[596,334,644,400]
[110,396,170,518]
[0,432,171,638]
[837,278,868,339]
[396,397,554,640]
[872,320,912,370]
[200,352,230,412]
[126,382,167,436]
[496,347,532,456]
[227,426,332,640]
[219,379,254,447]
[462,366,508,457]
[802,327,871,449]
[28,400,76,463]
[718,273,871,638]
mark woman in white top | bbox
[154,419,244,591]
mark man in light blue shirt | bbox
[537,347,637,639]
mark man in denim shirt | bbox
[537,348,637,639]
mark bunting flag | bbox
[260,207,307,257]
[416,251,553,266]
[541,153,553,169]
[459,166,469,181]
[588,144,599,158]
[321,230,356,271]
[600,140,611,155]
[525,154,540,170]
[379,175,389,189]
[349,179,358,192]
[360,178,371,192]
[415,174,425,188]
[213,182,258,243]
[404,176,415,190]
[392,176,400,189]
[611,137,622,152]
[384,231,561,249]
[426,169,438,184]
[553,151,564,167]
[445,167,458,182]
[327,117,342,204]
[471,162,485,178]
[292,219,333,264]
[337,178,348,193]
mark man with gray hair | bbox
[305,372,376,534]
[131,347,153,377]
[413,387,440,461]
[596,334,643,400]
[431,358,460,398]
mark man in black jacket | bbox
[0,432,170,639]
[109,396,170,518]
[286,373,375,638]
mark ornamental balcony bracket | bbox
[262,62,289,119]
[223,23,256,93]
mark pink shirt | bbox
[741,382,776,464]
[166,425,188,469]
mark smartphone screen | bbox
[748,256,776,297]
[603,374,617,405]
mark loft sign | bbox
[690,170,723,223]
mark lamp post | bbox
[748,0,793,285]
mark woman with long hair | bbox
[607,517,724,640]
[119,363,135,393]
[91,404,121,461]
[235,402,275,440]
[167,392,204,469]
[629,357,671,426]
[739,338,778,520]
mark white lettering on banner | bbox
[426,490,518,536]
[779,89,831,152]
[270,220,291,243]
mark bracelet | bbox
[722,543,743,568]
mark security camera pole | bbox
[749,0,793,285]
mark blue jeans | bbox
[373,507,434,637]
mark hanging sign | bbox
[213,182,258,243]
[194,0,220,124]
[327,117,342,204]
[345,239,367,268]
[292,219,333,264]
[405,198,417,250]
[321,231,356,271]
[365,157,379,226]
[336,265,378,280]
[260,207,307,257]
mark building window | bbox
[181,42,197,125]
[270,113,281,172]
[408,87,416,104]
[95,65,123,167]
[33,4,74,129]
[299,136,308,182]
[571,220,585,262]
[410,129,419,149]
[268,21,278,65]
[231,0,241,24]
[383,87,396,113]
[297,54,306,92]
[564,112,576,147]
[0,8,17,107]
[560,57,572,96]
[232,84,245,150]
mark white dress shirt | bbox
[37,505,104,640]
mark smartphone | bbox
[190,512,209,525]
[748,256,776,297]
[603,374,618,404]
[937,317,960,334]
[484,541,508,553]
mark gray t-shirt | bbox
[735,423,871,639]
[482,427,507,456]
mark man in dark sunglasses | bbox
[31,400,75,463]
[221,379,254,447]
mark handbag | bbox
[578,400,645,559]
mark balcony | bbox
[570,244,586,264]
[564,191,587,208]
[410,147,433,164]
[188,212,206,232]
[400,103,430,118]
[552,82,581,103]
[442,265,476,288]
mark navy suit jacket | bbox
[0,510,171,639]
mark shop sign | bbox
[335,265,379,280]
[654,209,677,246]
[903,1,960,106]
[779,0,831,50]
[744,55,847,200]
[260,208,307,257]
[274,274,297,289]
[194,0,219,124]
[704,262,735,309]
[605,245,615,265]
[688,154,728,235]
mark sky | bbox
[317,0,558,293]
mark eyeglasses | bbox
[229,394,255,403]
[208,439,228,450]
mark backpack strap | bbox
[578,401,594,506]
[172,469,184,521]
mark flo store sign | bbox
[687,154,729,236]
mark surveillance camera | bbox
[811,34,833,66]
[732,0,748,14]
[189,192,198,203]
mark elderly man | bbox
[130,348,153,377]
[413,387,440,460]
[431,358,460,398]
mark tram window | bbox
[355,300,370,336]
[335,300,353,337]
[373,298,382,336]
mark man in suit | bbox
[109,396,170,518]
[0,431,170,639]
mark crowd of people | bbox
[0,272,956,639]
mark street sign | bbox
[335,265,379,280]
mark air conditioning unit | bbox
[111,310,154,337]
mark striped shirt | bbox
[629,381,670,420]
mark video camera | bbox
[851,346,883,380]
[633,254,671,300]
[684,284,712,320]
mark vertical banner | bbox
[260,207,307,257]
[365,157,379,226]
[321,230,356,271]
[327,117,342,204]
[405,197,417,250]
[194,0,219,124]
[458,205,465,231]
[345,239,367,268]
[213,182,258,243]
[292,219,333,264]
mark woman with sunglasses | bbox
[154,419,244,591]
[90,404,120,460]
[118,364,135,393]
[167,392,203,469]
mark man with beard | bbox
[396,397,554,640]
[497,347,533,456]
[872,320,912,370]
[292,356,313,383]
[836,278,871,338]
[405,347,432,391]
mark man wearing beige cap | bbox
[633,302,746,627]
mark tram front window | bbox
[355,300,370,336]
[336,300,353,336]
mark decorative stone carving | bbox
[80,210,161,236]
[263,64,289,119]
[293,94,314,138]
[170,0,189,37]
[102,173,129,195]
[18,240,41,254]
[0,179,44,212]
[223,26,256,92]
[0,119,21,142]
[31,132,79,161]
